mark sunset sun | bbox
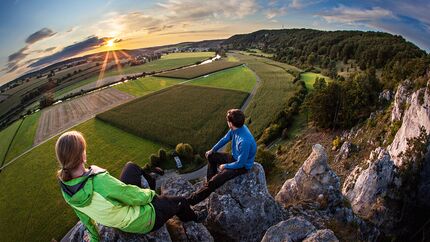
[106,39,115,47]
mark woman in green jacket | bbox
[56,131,201,242]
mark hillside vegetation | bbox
[224,29,429,88]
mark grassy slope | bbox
[97,85,248,152]
[231,53,300,137]
[188,66,256,93]
[114,76,183,97]
[300,72,333,91]
[55,52,214,98]
[4,112,41,162]
[0,118,163,242]
[0,120,22,165]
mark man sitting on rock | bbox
[187,109,257,205]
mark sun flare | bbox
[106,39,115,47]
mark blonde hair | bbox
[56,131,87,181]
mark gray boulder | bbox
[261,217,316,242]
[63,222,172,242]
[276,144,342,208]
[303,229,339,242]
[391,80,412,122]
[162,163,286,242]
[388,81,430,167]
[342,147,395,226]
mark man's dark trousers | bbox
[187,152,248,205]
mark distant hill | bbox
[223,29,430,88]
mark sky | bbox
[0,0,429,85]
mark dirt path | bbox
[34,88,135,145]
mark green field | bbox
[4,112,41,163]
[155,61,243,79]
[114,76,183,97]
[188,66,256,93]
[231,53,301,137]
[0,120,22,165]
[0,118,164,242]
[55,52,215,98]
[97,85,249,152]
[300,72,333,91]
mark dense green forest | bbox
[223,29,430,89]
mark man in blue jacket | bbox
[187,109,257,205]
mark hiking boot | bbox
[194,210,208,223]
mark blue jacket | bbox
[212,125,257,170]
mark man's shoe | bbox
[194,210,208,223]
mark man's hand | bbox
[219,164,225,170]
[205,149,213,159]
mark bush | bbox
[332,136,341,150]
[158,149,167,162]
[258,124,281,145]
[281,128,288,139]
[149,154,160,168]
[175,143,194,161]
[255,145,276,173]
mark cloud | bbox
[289,0,321,9]
[25,28,56,44]
[5,46,29,73]
[319,6,395,24]
[265,7,287,19]
[44,47,57,52]
[158,0,259,20]
[29,36,110,67]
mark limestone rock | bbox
[391,80,412,122]
[334,141,354,163]
[303,229,339,242]
[379,89,392,103]
[166,218,213,242]
[388,82,430,167]
[342,147,395,226]
[261,217,316,242]
[276,144,342,208]
[63,222,172,242]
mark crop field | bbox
[0,120,22,165]
[3,112,41,163]
[231,53,301,137]
[0,118,163,242]
[114,76,183,97]
[54,52,214,98]
[34,88,134,145]
[188,65,256,93]
[97,85,249,152]
[300,72,333,91]
[154,61,243,79]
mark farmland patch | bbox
[154,61,243,79]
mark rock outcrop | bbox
[388,80,430,167]
[342,147,395,226]
[276,144,342,208]
[63,222,172,242]
[391,80,412,122]
[162,163,287,242]
[261,217,339,242]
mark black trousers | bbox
[119,161,197,232]
[187,152,248,206]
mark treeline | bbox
[304,69,381,129]
[223,29,429,89]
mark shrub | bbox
[258,124,281,145]
[332,136,341,150]
[158,149,167,162]
[255,145,276,173]
[175,143,194,161]
[149,154,160,168]
[281,128,288,139]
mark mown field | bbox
[54,52,214,98]
[0,118,163,242]
[155,61,243,79]
[97,85,249,152]
[300,72,333,91]
[114,76,183,97]
[0,120,22,165]
[231,53,301,137]
[188,65,256,93]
